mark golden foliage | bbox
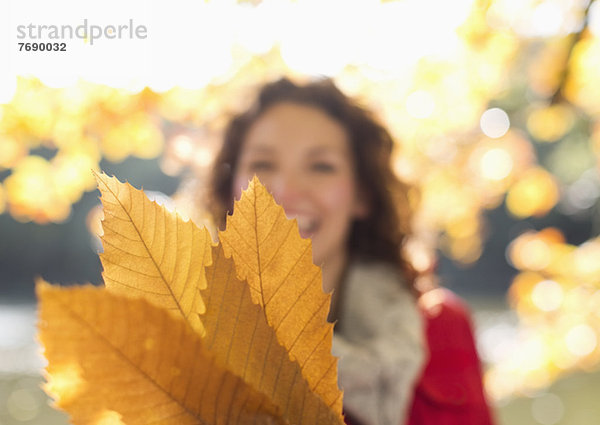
[505,167,560,218]
[486,228,600,400]
[37,174,344,425]
[565,36,600,116]
[527,104,575,143]
[0,78,163,223]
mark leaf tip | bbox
[250,174,262,186]
[92,169,110,186]
[35,276,52,297]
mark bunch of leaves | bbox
[37,173,344,425]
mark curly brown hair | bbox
[209,77,416,282]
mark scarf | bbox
[332,261,426,425]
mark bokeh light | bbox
[480,107,510,138]
[480,148,513,181]
[565,324,597,357]
[531,393,564,425]
[6,388,40,422]
[531,280,563,312]
[506,168,559,218]
[527,104,575,143]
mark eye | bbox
[310,162,336,173]
[248,160,275,172]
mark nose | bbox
[268,170,307,210]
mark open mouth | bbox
[287,214,319,239]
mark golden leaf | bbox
[96,172,213,335]
[202,245,344,425]
[39,174,344,424]
[37,280,283,425]
[219,176,342,413]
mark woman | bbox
[207,78,493,425]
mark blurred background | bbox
[1,0,600,424]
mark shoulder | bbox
[409,288,494,423]
[419,288,473,328]
[417,288,480,370]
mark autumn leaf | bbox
[37,279,283,425]
[219,176,342,413]
[38,173,344,424]
[202,245,344,425]
[96,171,213,336]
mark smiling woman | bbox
[207,78,494,425]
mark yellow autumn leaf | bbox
[202,245,345,425]
[39,173,344,424]
[96,171,213,336]
[219,176,342,414]
[37,280,283,425]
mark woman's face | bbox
[232,102,368,268]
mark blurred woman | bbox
[207,78,494,425]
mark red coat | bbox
[406,288,495,425]
[343,288,494,425]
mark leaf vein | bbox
[101,238,149,258]
[102,256,161,279]
[103,275,170,296]
[264,241,312,307]
[290,295,329,356]
[273,269,320,333]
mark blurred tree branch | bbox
[551,0,596,104]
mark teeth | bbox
[287,214,317,235]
